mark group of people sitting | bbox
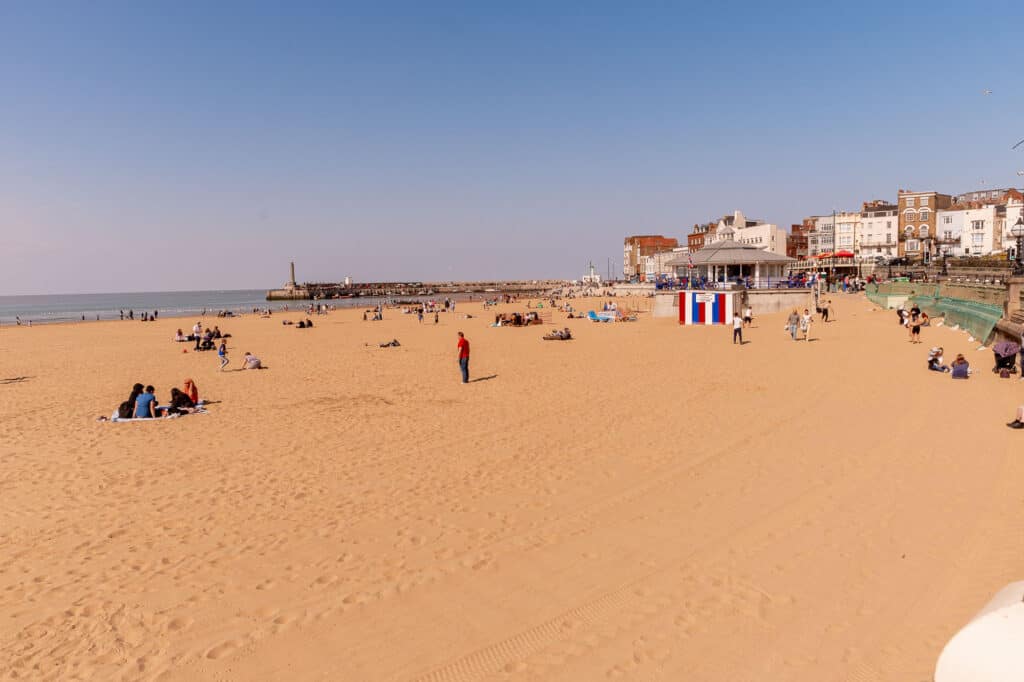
[176,324,230,350]
[282,319,314,328]
[927,347,971,378]
[493,312,542,327]
[542,327,573,341]
[114,379,200,419]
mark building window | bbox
[919,226,929,238]
[944,230,953,240]
[886,220,892,228]
[973,233,984,245]
[886,234,892,243]
[904,226,914,235]
[920,197,929,207]
[906,197,916,207]
[971,220,985,231]
[904,210,917,222]
[919,209,930,221]
[943,215,952,224]
[906,239,920,251]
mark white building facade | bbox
[857,203,898,257]
[999,190,1024,259]
[643,247,689,279]
[707,210,786,255]
[834,211,860,252]
[807,215,835,256]
[935,205,1000,257]
[734,222,787,255]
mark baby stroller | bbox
[992,341,1020,373]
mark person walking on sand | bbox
[743,304,753,328]
[732,312,743,345]
[821,300,830,323]
[457,331,470,384]
[787,309,800,341]
[217,339,229,371]
[800,308,813,341]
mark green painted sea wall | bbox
[866,283,1004,342]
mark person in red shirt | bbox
[457,331,470,383]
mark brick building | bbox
[686,223,717,253]
[623,235,679,279]
[897,190,953,261]
[787,223,810,260]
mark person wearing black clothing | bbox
[118,383,144,419]
[164,388,196,415]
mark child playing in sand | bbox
[241,352,262,369]
[218,340,229,371]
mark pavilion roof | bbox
[665,240,796,266]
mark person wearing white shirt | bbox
[800,309,812,341]
[732,312,743,345]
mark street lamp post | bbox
[1012,217,1024,276]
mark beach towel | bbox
[108,402,208,422]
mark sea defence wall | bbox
[746,289,813,315]
[866,282,1004,343]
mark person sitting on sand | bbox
[119,383,144,419]
[241,352,263,369]
[927,347,949,373]
[183,378,199,403]
[133,385,158,419]
[951,354,970,379]
[163,387,197,415]
[174,329,187,342]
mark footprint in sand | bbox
[166,617,193,632]
[206,641,239,660]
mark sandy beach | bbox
[1,295,1021,681]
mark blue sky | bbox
[2,1,1023,294]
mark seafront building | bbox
[1001,190,1024,257]
[687,222,717,252]
[623,235,678,280]
[857,201,898,258]
[805,214,835,257]
[704,210,788,256]
[936,203,1000,257]
[835,210,861,253]
[666,225,794,286]
[642,247,689,280]
[897,189,953,261]
[623,186,1022,276]
[787,222,811,259]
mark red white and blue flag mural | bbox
[678,291,734,325]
